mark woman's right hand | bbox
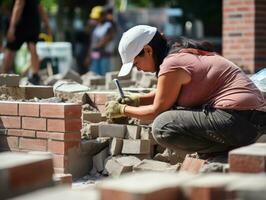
[116,93,140,107]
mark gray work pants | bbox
[152,106,265,154]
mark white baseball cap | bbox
[118,25,157,77]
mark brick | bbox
[8,129,23,137]
[47,119,81,132]
[21,130,36,138]
[110,138,123,156]
[19,103,40,117]
[22,117,46,131]
[133,159,179,172]
[24,85,54,99]
[53,154,68,168]
[92,147,109,173]
[19,138,47,151]
[0,116,21,129]
[47,132,81,141]
[122,139,150,154]
[184,174,242,200]
[229,143,266,173]
[0,102,18,115]
[83,111,106,123]
[226,174,266,200]
[99,123,126,138]
[126,125,141,139]
[0,152,53,199]
[104,156,141,177]
[36,131,48,139]
[0,135,19,150]
[40,103,81,119]
[54,173,72,185]
[98,171,194,200]
[48,140,79,154]
[0,74,20,87]
[180,155,207,174]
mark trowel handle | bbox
[113,79,125,99]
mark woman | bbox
[105,25,266,157]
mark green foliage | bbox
[40,0,57,11]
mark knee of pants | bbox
[152,111,177,147]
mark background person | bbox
[105,25,266,160]
[1,0,51,85]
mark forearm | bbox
[124,104,160,120]
[139,91,156,105]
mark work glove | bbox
[116,93,140,107]
[104,101,127,119]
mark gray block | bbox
[133,159,180,172]
[122,139,150,154]
[110,138,123,156]
[99,124,126,138]
[0,74,20,87]
[126,125,141,139]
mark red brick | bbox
[0,116,21,128]
[19,138,47,151]
[36,131,48,139]
[0,135,18,150]
[22,117,46,131]
[22,130,36,138]
[19,103,40,117]
[53,154,68,168]
[180,155,207,174]
[48,140,79,154]
[229,143,266,173]
[54,173,72,185]
[40,103,81,119]
[47,119,81,132]
[94,93,111,105]
[54,168,66,174]
[48,132,81,141]
[0,102,18,115]
[8,129,23,137]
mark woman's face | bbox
[133,45,156,73]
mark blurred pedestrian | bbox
[89,5,116,76]
[105,25,266,159]
[1,0,51,85]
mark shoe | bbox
[28,73,40,85]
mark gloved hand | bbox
[104,101,127,119]
[116,93,140,107]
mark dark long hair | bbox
[137,31,170,76]
[168,37,214,54]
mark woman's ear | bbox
[144,45,153,56]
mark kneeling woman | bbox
[105,25,266,157]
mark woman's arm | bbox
[139,91,156,105]
[124,68,191,120]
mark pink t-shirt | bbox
[159,52,266,110]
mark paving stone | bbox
[104,156,141,177]
[99,124,126,138]
[126,125,141,139]
[229,143,266,173]
[180,154,207,174]
[97,171,195,200]
[0,74,20,87]
[133,159,180,172]
[53,80,89,93]
[183,173,243,200]
[109,137,123,156]
[0,152,53,199]
[122,139,150,154]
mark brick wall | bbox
[223,0,266,73]
[0,101,82,175]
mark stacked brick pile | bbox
[0,101,83,176]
